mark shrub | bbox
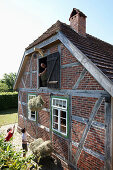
[0,82,9,92]
[0,134,37,170]
[0,92,18,111]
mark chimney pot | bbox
[69,8,87,36]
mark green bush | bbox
[0,92,18,111]
[0,134,37,170]
[0,82,9,92]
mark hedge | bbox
[0,92,18,111]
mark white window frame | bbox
[28,94,37,121]
[52,97,68,136]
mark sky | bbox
[0,0,113,79]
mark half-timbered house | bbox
[14,8,113,169]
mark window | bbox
[39,57,47,87]
[28,94,37,121]
[52,96,69,137]
[39,52,60,89]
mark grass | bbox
[0,108,18,127]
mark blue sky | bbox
[0,0,113,79]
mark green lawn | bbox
[0,108,18,127]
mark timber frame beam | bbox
[18,87,109,98]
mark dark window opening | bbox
[39,52,60,89]
[39,57,47,87]
[31,111,36,119]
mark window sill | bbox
[28,118,36,122]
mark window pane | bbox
[53,123,58,130]
[59,100,62,107]
[63,101,66,108]
[60,110,66,118]
[53,99,55,105]
[53,116,58,123]
[31,111,35,119]
[56,100,59,106]
[29,95,35,100]
[61,118,66,126]
[53,109,58,116]
[60,125,66,133]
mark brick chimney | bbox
[69,8,87,36]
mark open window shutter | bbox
[47,52,60,89]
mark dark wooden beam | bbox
[18,87,109,98]
[105,97,112,169]
[61,62,81,69]
[72,115,105,129]
[73,68,87,89]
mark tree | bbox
[0,82,9,92]
[0,73,17,92]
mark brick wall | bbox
[32,73,37,88]
[38,110,50,128]
[61,65,83,89]
[52,134,69,160]
[72,96,97,118]
[77,150,104,169]
[19,91,27,103]
[72,120,86,143]
[78,71,104,90]
[27,120,38,138]
[84,127,105,155]
[32,57,37,71]
[37,127,50,141]
[61,45,104,91]
[61,44,78,65]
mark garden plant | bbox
[0,134,38,170]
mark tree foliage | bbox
[0,82,9,92]
[0,73,17,92]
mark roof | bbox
[26,20,113,82]
[14,20,113,96]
